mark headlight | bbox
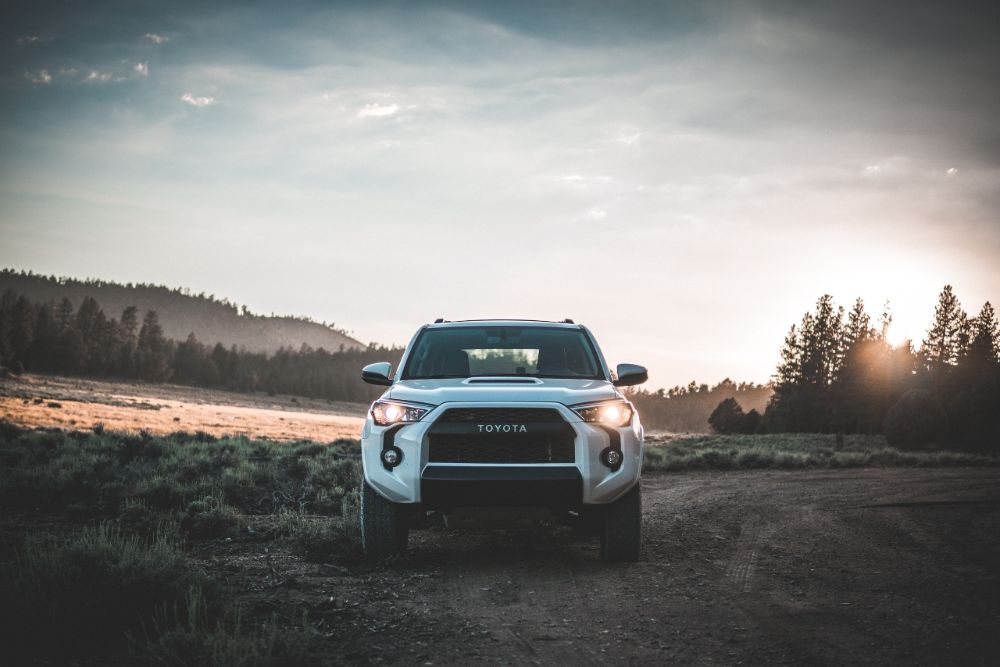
[573,400,634,427]
[370,399,432,426]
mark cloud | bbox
[357,103,399,118]
[16,35,40,46]
[133,62,149,77]
[83,70,114,83]
[25,69,52,84]
[946,167,959,176]
[552,174,612,191]
[181,93,215,107]
[3,1,1000,388]
[616,131,641,146]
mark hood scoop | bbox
[464,377,542,385]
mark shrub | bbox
[742,408,764,434]
[0,524,214,664]
[180,496,240,539]
[277,491,361,562]
[708,398,745,434]
[118,497,180,543]
[131,588,324,666]
[140,474,186,510]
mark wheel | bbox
[600,483,641,562]
[360,481,409,559]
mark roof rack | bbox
[431,318,578,325]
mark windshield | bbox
[401,326,603,380]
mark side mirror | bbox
[361,362,393,386]
[613,363,648,387]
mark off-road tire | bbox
[600,483,641,562]
[360,481,409,559]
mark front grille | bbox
[428,434,575,463]
[435,408,564,423]
[427,408,575,463]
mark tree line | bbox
[715,286,998,450]
[625,379,772,433]
[0,290,401,404]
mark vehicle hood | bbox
[386,378,620,406]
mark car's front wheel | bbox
[360,481,409,559]
[599,483,641,562]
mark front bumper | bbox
[360,401,643,507]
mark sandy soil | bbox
[201,467,1000,665]
[0,374,367,442]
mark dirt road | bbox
[214,468,1000,665]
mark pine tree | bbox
[74,297,103,372]
[119,306,139,342]
[766,296,843,432]
[843,298,873,350]
[27,303,59,372]
[174,332,207,384]
[0,290,17,365]
[774,324,801,389]
[115,306,140,376]
[55,297,74,330]
[947,301,1000,449]
[136,310,171,381]
[922,285,968,370]
[75,296,101,340]
[877,301,893,342]
[90,310,117,374]
[799,295,843,387]
[969,302,999,364]
[834,298,875,433]
[7,294,35,366]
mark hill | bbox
[0,269,364,353]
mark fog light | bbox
[601,448,623,469]
[381,447,402,468]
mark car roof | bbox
[426,318,581,329]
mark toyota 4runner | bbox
[358,319,648,561]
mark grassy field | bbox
[0,373,366,441]
[0,422,362,665]
[644,432,1000,471]
[2,421,997,664]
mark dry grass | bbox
[0,373,365,441]
[643,432,1000,471]
[0,423,358,665]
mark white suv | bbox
[358,319,648,561]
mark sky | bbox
[1,0,998,389]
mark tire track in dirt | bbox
[333,469,1000,665]
[448,535,604,665]
[724,518,763,593]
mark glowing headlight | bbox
[370,400,431,426]
[573,400,634,427]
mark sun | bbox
[884,327,913,350]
